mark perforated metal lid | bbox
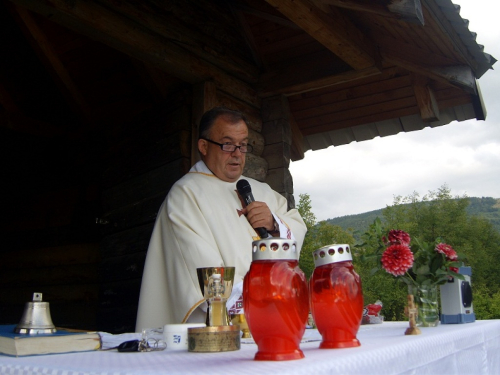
[312,244,352,267]
[252,238,298,261]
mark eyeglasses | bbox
[202,138,253,153]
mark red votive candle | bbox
[310,244,364,349]
[243,238,309,361]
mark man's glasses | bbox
[202,138,253,153]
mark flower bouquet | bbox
[360,219,464,327]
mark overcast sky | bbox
[290,0,500,221]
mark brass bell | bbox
[15,293,57,334]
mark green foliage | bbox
[297,193,355,278]
[329,185,500,321]
[329,195,500,241]
[355,185,500,320]
[472,283,500,319]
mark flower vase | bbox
[408,284,439,327]
[243,238,309,361]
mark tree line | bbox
[297,185,500,320]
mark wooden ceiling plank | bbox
[230,7,264,69]
[411,74,440,122]
[422,0,479,72]
[301,96,417,128]
[376,34,458,68]
[288,67,403,109]
[230,2,300,30]
[98,0,260,84]
[292,77,413,119]
[13,5,92,122]
[260,65,381,97]
[317,0,424,25]
[264,0,377,70]
[300,102,419,136]
[382,51,477,94]
[9,0,261,108]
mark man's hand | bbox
[241,201,274,232]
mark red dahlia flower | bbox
[387,230,411,246]
[435,243,458,261]
[381,244,414,276]
[449,267,459,273]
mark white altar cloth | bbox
[1,320,499,375]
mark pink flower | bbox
[387,230,411,246]
[381,244,414,276]
[435,243,457,261]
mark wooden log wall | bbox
[0,135,102,329]
[96,90,192,333]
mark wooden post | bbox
[261,95,295,210]
[191,81,217,166]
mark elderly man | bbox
[136,107,306,331]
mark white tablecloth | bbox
[1,320,499,375]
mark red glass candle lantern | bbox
[310,244,364,349]
[243,238,309,361]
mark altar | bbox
[1,321,499,375]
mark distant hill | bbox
[326,197,500,242]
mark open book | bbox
[0,325,101,357]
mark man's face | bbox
[198,116,248,182]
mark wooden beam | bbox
[8,0,260,108]
[290,115,305,161]
[191,81,218,166]
[264,0,377,70]
[383,51,477,94]
[230,2,300,29]
[13,5,92,122]
[94,0,260,84]
[316,0,424,25]
[259,62,382,97]
[411,74,439,122]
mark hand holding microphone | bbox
[236,179,274,238]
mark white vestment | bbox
[135,161,306,331]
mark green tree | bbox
[297,193,355,277]
[359,184,500,320]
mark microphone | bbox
[236,179,269,238]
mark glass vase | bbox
[243,238,308,361]
[408,284,439,327]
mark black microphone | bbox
[236,179,269,238]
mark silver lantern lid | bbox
[252,238,298,261]
[312,244,352,267]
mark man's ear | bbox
[198,139,207,156]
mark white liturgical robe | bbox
[135,161,307,331]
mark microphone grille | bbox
[236,179,251,195]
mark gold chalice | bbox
[231,313,251,339]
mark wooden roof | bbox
[1,0,496,160]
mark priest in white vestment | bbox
[136,107,307,331]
